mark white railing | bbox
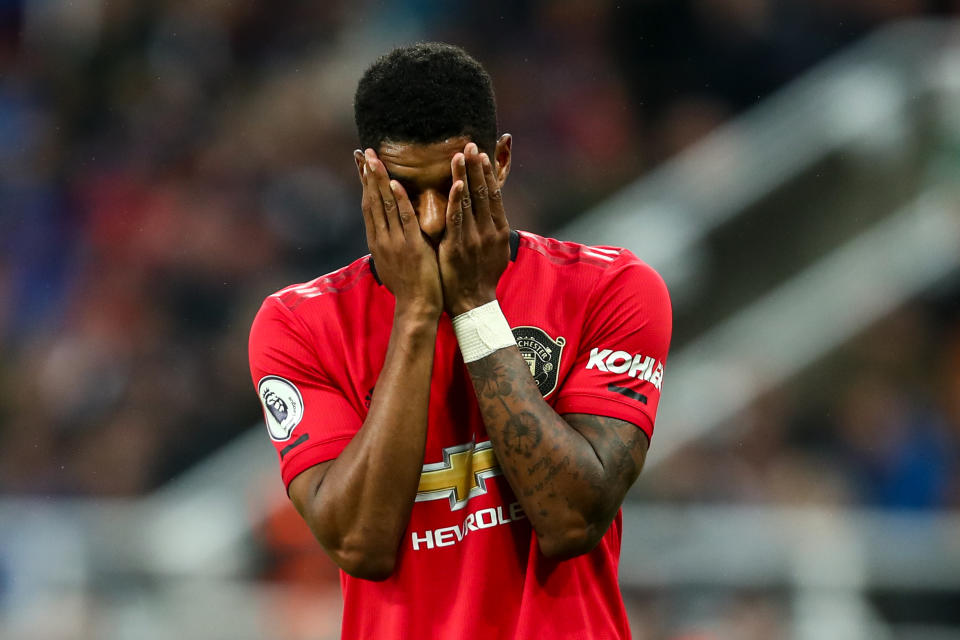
[648,187,960,467]
[555,19,958,299]
[4,500,960,638]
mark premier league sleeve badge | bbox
[258,375,305,441]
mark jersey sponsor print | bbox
[415,440,502,510]
[586,347,665,390]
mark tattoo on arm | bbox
[467,350,547,460]
[565,413,648,491]
[466,348,648,527]
[503,412,541,458]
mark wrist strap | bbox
[451,301,516,363]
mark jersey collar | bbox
[368,228,520,286]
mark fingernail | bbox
[363,164,369,176]
[481,153,491,167]
[458,154,466,168]
[467,143,478,155]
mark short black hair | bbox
[354,42,498,153]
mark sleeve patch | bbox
[258,375,305,441]
[585,347,664,390]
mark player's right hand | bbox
[357,148,443,319]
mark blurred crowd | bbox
[3,0,960,638]
[645,301,960,511]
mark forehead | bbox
[377,136,470,181]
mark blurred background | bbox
[2,0,960,638]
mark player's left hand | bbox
[438,142,510,316]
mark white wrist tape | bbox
[451,301,516,363]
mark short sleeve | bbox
[249,296,362,489]
[553,251,672,441]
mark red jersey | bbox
[248,230,671,639]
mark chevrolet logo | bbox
[416,441,501,511]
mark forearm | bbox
[301,309,437,577]
[466,348,617,558]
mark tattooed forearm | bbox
[566,414,647,482]
[467,348,585,494]
[465,346,649,557]
[503,411,541,457]
[524,455,571,497]
[467,349,543,443]
[469,357,510,400]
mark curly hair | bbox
[354,42,498,153]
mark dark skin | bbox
[288,135,649,580]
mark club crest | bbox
[512,326,565,397]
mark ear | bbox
[353,149,365,184]
[493,134,512,187]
